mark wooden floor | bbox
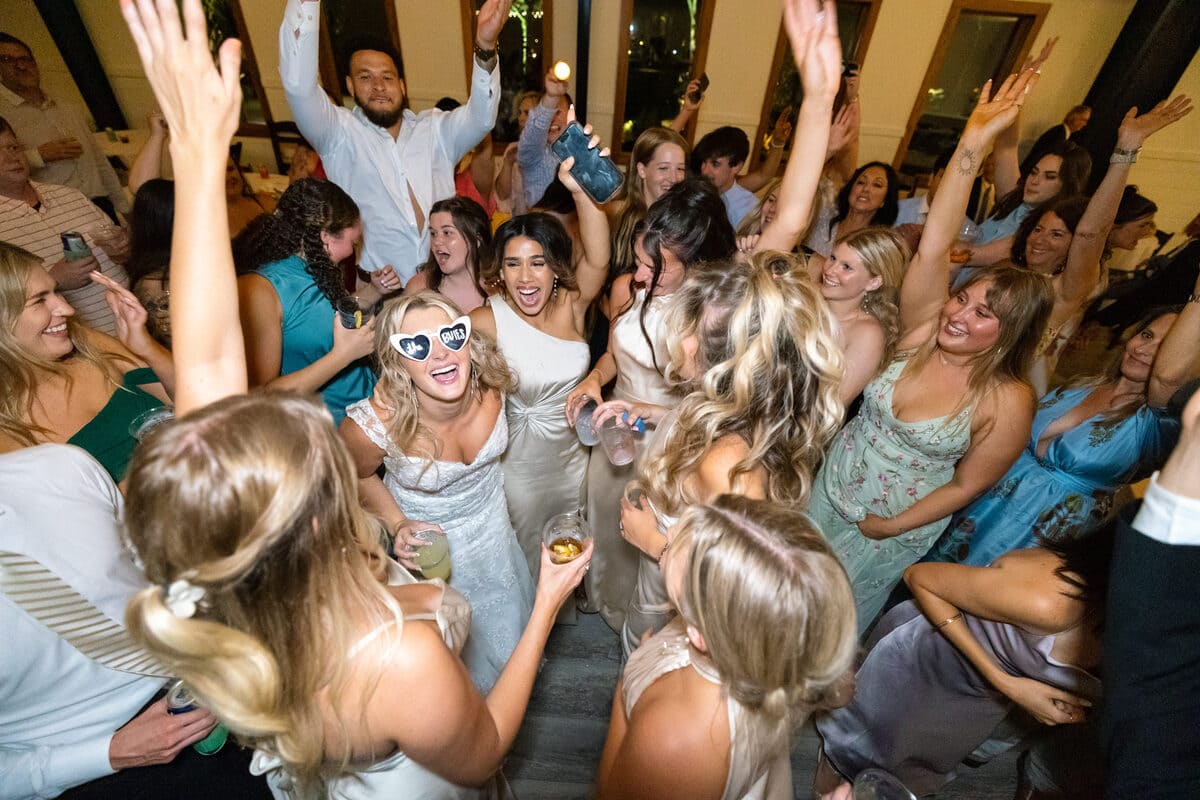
[507,611,1021,799]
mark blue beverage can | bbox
[166,680,229,755]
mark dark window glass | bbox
[900,11,1025,176]
[201,1,266,126]
[619,0,707,152]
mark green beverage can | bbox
[166,680,229,755]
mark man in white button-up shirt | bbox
[279,0,510,283]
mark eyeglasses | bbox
[388,315,471,361]
[0,55,36,69]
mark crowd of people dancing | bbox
[2,0,1199,798]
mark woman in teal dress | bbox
[808,71,1054,635]
[235,179,377,424]
[0,242,173,481]
[930,299,1200,567]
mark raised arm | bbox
[754,0,840,255]
[668,78,703,131]
[899,70,1038,336]
[903,548,1092,726]
[1148,272,1200,408]
[1058,97,1193,315]
[435,0,507,163]
[555,115,611,306]
[278,0,341,152]
[990,39,1057,199]
[739,109,792,192]
[127,112,169,196]
[121,0,247,414]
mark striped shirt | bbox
[0,182,127,335]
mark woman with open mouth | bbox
[341,291,534,693]
[470,147,611,588]
[403,195,491,314]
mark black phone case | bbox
[550,122,623,204]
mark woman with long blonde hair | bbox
[609,126,689,277]
[120,2,589,797]
[813,226,906,404]
[597,494,857,799]
[609,251,844,652]
[807,69,1056,635]
[341,290,535,692]
[0,240,172,481]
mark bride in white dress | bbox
[117,2,592,798]
[342,291,534,692]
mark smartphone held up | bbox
[551,121,623,204]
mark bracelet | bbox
[1110,146,1140,164]
[934,612,963,630]
[656,536,671,565]
[770,141,785,150]
[473,42,498,63]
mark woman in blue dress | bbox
[929,286,1200,567]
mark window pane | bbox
[474,0,547,141]
[202,1,266,126]
[323,1,405,81]
[764,3,869,152]
[900,12,1022,175]
[620,0,707,152]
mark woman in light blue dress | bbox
[808,73,1054,635]
[929,303,1199,567]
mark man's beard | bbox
[356,94,403,129]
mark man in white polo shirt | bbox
[0,116,126,335]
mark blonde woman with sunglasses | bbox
[340,291,535,693]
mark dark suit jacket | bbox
[1020,124,1068,175]
[1103,502,1200,799]
[1090,239,1200,329]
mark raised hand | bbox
[961,70,1039,146]
[828,101,860,156]
[785,0,842,104]
[555,107,607,196]
[681,78,704,111]
[1116,95,1193,151]
[1024,36,1058,72]
[91,270,156,356]
[119,0,242,156]
[771,107,794,147]
[474,0,513,51]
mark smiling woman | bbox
[340,290,535,692]
[0,241,172,481]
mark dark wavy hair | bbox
[487,212,578,294]
[1009,195,1090,270]
[231,178,359,306]
[419,196,490,301]
[631,177,737,372]
[990,140,1092,223]
[1037,517,1117,618]
[830,161,900,234]
[126,178,175,285]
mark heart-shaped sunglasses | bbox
[388,315,472,361]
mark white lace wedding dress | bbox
[345,398,534,692]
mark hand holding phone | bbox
[687,73,710,104]
[551,121,623,204]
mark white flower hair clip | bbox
[164,579,206,619]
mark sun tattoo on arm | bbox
[956,148,978,177]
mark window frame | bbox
[891,0,1049,173]
[611,0,718,163]
[215,0,276,138]
[750,0,882,165]
[459,1,553,102]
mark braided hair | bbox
[231,178,359,305]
